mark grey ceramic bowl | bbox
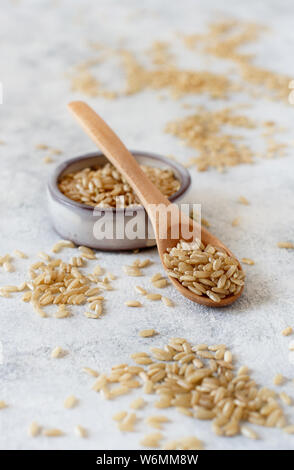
[47,151,191,251]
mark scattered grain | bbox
[51,240,75,253]
[43,156,54,164]
[74,425,87,438]
[161,296,174,307]
[146,415,169,429]
[113,411,127,421]
[64,395,78,409]
[232,217,241,227]
[13,249,27,259]
[51,346,65,359]
[117,412,137,432]
[140,432,163,448]
[277,242,294,249]
[284,425,294,434]
[130,397,145,410]
[83,367,99,377]
[166,107,255,172]
[125,300,142,307]
[43,428,64,437]
[139,329,157,338]
[281,327,293,337]
[240,425,259,439]
[3,262,13,272]
[146,293,162,301]
[273,374,284,386]
[241,258,255,265]
[238,196,250,205]
[28,421,41,437]
[280,392,292,406]
[135,286,147,295]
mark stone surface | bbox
[0,0,294,450]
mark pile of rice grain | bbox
[58,163,180,208]
[1,250,109,319]
[96,337,290,446]
[165,107,255,172]
[163,240,244,302]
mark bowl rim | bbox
[48,150,191,213]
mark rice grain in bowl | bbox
[47,151,191,251]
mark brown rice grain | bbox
[281,327,293,336]
[123,266,142,277]
[64,395,78,409]
[84,311,101,319]
[74,425,87,438]
[83,367,99,377]
[284,425,294,434]
[232,217,241,227]
[143,380,154,394]
[135,286,147,295]
[241,258,255,265]
[240,425,259,439]
[38,252,51,261]
[43,428,64,437]
[177,407,193,417]
[152,279,168,288]
[93,265,104,276]
[3,262,13,272]
[54,306,71,319]
[161,296,174,307]
[28,421,41,437]
[224,351,233,363]
[22,292,32,302]
[238,196,250,205]
[130,397,145,409]
[277,242,294,249]
[51,346,65,358]
[125,300,142,307]
[113,411,127,421]
[140,432,163,448]
[146,293,162,301]
[51,240,75,253]
[139,329,157,338]
[13,249,27,259]
[273,374,284,385]
[279,392,292,406]
[178,436,204,450]
[118,412,137,432]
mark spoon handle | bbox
[68,101,170,217]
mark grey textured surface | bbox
[0,0,294,450]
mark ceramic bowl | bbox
[47,151,191,251]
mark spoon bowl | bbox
[157,223,244,307]
[68,101,244,307]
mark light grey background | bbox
[0,0,294,450]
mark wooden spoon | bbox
[68,101,244,307]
